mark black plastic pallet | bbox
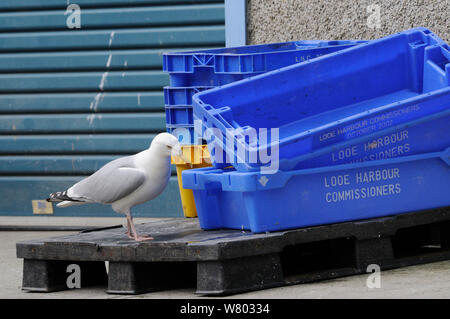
[16,206,450,295]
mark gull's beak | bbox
[171,143,182,157]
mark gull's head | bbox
[151,133,182,157]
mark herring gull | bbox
[47,132,182,241]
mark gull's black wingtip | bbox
[47,190,83,203]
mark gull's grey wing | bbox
[68,156,146,204]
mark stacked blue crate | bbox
[183,27,450,232]
[183,149,450,233]
[164,86,213,144]
[192,27,449,171]
[162,40,367,144]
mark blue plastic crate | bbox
[163,40,367,86]
[182,149,450,233]
[165,106,193,126]
[162,40,367,137]
[199,108,450,171]
[193,27,449,171]
[289,108,450,169]
[164,86,213,144]
[164,86,214,106]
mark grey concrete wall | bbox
[247,0,449,44]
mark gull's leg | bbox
[125,214,133,239]
[125,211,153,241]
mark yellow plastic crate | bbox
[171,145,211,218]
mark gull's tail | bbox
[47,190,86,207]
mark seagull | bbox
[47,133,182,241]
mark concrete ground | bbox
[1,217,450,299]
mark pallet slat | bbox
[0,26,225,52]
[0,134,155,154]
[0,113,166,133]
[0,92,164,113]
[0,4,224,32]
[0,176,182,217]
